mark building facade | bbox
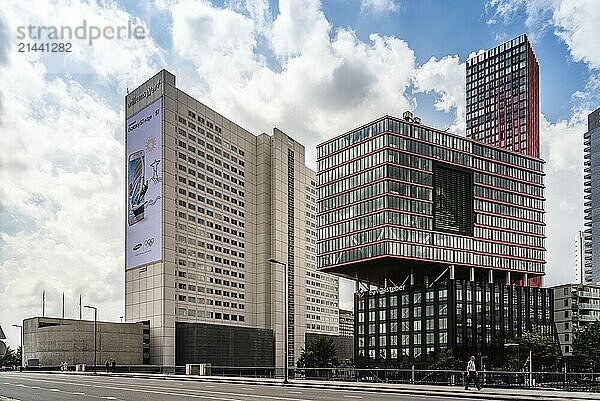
[553,284,600,356]
[124,70,338,370]
[584,107,600,284]
[339,309,354,337]
[317,114,549,366]
[575,231,588,285]
[466,34,539,157]
[22,317,145,367]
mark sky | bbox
[1,0,599,348]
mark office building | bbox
[553,283,600,356]
[466,34,539,157]
[339,309,354,337]
[317,114,552,366]
[584,107,600,284]
[124,70,338,371]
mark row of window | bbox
[177,307,245,322]
[476,198,543,222]
[319,148,430,185]
[318,224,544,261]
[318,241,545,272]
[319,196,433,234]
[318,117,542,173]
[319,180,431,213]
[475,172,543,198]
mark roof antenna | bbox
[126,87,129,94]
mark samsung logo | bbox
[127,79,161,109]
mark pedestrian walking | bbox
[111,359,116,373]
[465,355,482,391]
[105,360,110,373]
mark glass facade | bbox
[355,279,554,367]
[465,34,540,158]
[317,116,545,277]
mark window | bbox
[433,163,474,235]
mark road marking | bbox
[71,392,85,395]
[49,389,61,392]
[343,396,362,399]
[101,397,117,400]
[4,376,316,401]
[288,391,303,394]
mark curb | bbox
[18,371,600,401]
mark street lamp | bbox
[84,305,97,374]
[269,258,289,385]
[12,324,22,369]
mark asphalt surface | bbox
[0,372,483,401]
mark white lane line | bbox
[343,396,362,399]
[288,391,303,394]
[71,392,85,395]
[49,389,61,392]
[6,377,316,401]
[101,397,117,400]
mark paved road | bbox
[0,372,482,401]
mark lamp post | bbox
[269,258,288,385]
[12,324,23,369]
[84,305,97,374]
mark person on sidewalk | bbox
[465,355,482,391]
[111,359,116,373]
[105,360,110,373]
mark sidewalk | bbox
[38,371,600,400]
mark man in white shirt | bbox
[465,355,482,390]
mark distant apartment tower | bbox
[575,231,589,284]
[466,34,540,157]
[124,70,338,371]
[553,283,600,356]
[584,107,600,284]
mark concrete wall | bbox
[23,317,143,367]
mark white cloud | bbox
[415,55,466,132]
[360,0,399,14]
[540,111,587,286]
[0,0,164,347]
[553,0,600,70]
[169,0,417,167]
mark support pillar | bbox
[469,267,475,282]
[449,265,455,280]
[488,270,494,284]
[410,269,415,286]
[506,271,511,285]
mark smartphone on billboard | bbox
[128,150,148,226]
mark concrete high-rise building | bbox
[466,34,540,157]
[124,70,338,371]
[584,107,600,284]
[553,283,600,356]
[575,230,589,285]
[317,114,552,367]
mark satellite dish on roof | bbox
[0,341,6,359]
[0,324,6,340]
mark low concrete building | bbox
[23,317,144,367]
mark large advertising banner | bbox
[126,97,162,270]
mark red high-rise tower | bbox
[466,34,540,158]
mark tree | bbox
[429,349,462,370]
[507,331,560,371]
[0,346,21,367]
[572,320,600,371]
[297,336,339,377]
